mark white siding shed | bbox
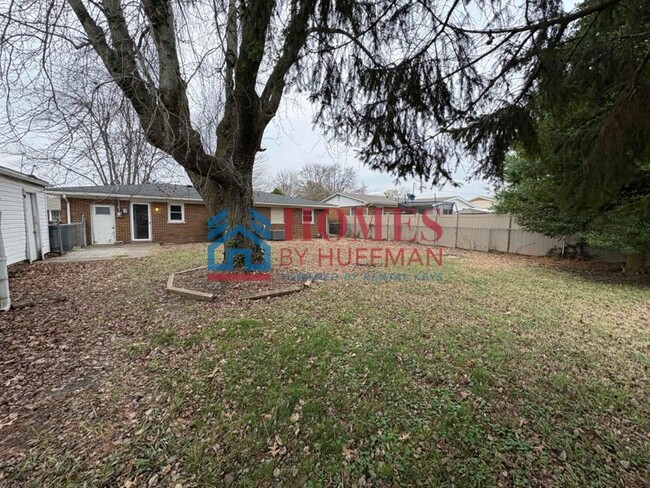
[0,166,50,265]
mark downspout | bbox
[0,212,11,311]
[62,194,71,223]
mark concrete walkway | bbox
[46,244,157,263]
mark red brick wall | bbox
[62,197,132,244]
[64,198,325,244]
[62,198,209,244]
[255,207,326,240]
[149,202,209,243]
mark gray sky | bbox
[1,95,496,198]
[0,0,585,199]
[263,94,495,198]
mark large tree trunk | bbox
[624,253,647,274]
[189,156,265,271]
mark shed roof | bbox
[0,165,49,187]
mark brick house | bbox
[46,184,331,245]
[321,193,400,220]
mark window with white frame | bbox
[168,203,185,222]
[270,208,284,224]
[302,208,314,224]
[48,210,61,222]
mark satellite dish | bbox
[407,193,416,201]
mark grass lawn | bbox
[1,240,648,487]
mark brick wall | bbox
[62,197,131,244]
[64,198,325,244]
[256,207,326,240]
[149,202,209,243]
[63,198,209,244]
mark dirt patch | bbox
[173,267,308,300]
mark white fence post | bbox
[506,214,512,253]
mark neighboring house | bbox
[0,165,50,265]
[322,193,400,218]
[398,195,478,215]
[46,184,331,245]
[468,196,496,211]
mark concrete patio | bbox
[46,243,158,263]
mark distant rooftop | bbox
[323,192,399,206]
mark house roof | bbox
[0,165,49,187]
[47,183,332,208]
[403,195,474,205]
[399,195,477,210]
[50,183,201,200]
[252,191,332,208]
[469,195,496,202]
[322,192,399,206]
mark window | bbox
[48,210,61,222]
[441,203,454,215]
[270,208,284,224]
[302,208,314,224]
[168,203,185,223]
[95,206,111,215]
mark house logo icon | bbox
[207,209,272,281]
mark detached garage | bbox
[0,165,50,265]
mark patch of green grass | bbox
[10,243,649,487]
[152,327,176,346]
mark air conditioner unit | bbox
[269,229,285,241]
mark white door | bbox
[24,192,39,262]
[92,205,116,244]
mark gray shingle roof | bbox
[48,183,332,208]
[51,183,201,200]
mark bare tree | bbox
[0,0,629,265]
[272,169,300,197]
[44,72,178,185]
[252,155,272,192]
[383,187,407,200]
[297,162,362,201]
[271,163,362,200]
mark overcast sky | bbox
[1,95,496,198]
[0,0,586,199]
[263,94,496,198]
